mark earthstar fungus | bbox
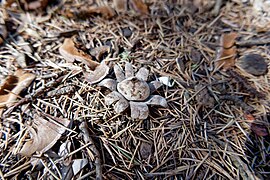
[98,62,168,119]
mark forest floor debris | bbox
[0,0,269,179]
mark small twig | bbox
[212,0,223,16]
[219,95,253,113]
[2,73,67,118]
[79,122,102,180]
[236,38,270,47]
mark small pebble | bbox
[122,27,132,38]
[239,54,268,76]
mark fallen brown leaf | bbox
[18,115,70,156]
[59,38,99,70]
[129,0,149,14]
[0,69,35,116]
[216,32,238,70]
[78,6,115,19]
[90,45,111,61]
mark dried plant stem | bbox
[2,73,66,118]
[79,122,102,180]
[212,0,223,16]
[236,38,270,47]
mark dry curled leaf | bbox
[59,38,99,70]
[0,69,35,116]
[129,0,149,14]
[18,115,70,156]
[90,45,111,61]
[244,114,255,122]
[78,6,115,19]
[216,32,238,70]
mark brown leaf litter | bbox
[59,37,100,69]
[59,36,110,84]
[0,69,35,116]
[18,115,70,156]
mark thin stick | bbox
[236,38,270,47]
[3,73,66,117]
[79,122,102,180]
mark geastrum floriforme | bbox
[98,62,168,119]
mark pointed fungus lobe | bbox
[98,78,117,91]
[216,32,238,70]
[114,98,129,113]
[146,95,168,108]
[136,67,149,81]
[104,91,129,113]
[125,62,134,78]
[114,64,125,82]
[130,101,149,119]
[100,62,168,119]
[18,115,70,157]
[84,61,109,84]
[104,91,124,106]
[59,38,99,70]
[148,80,162,93]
